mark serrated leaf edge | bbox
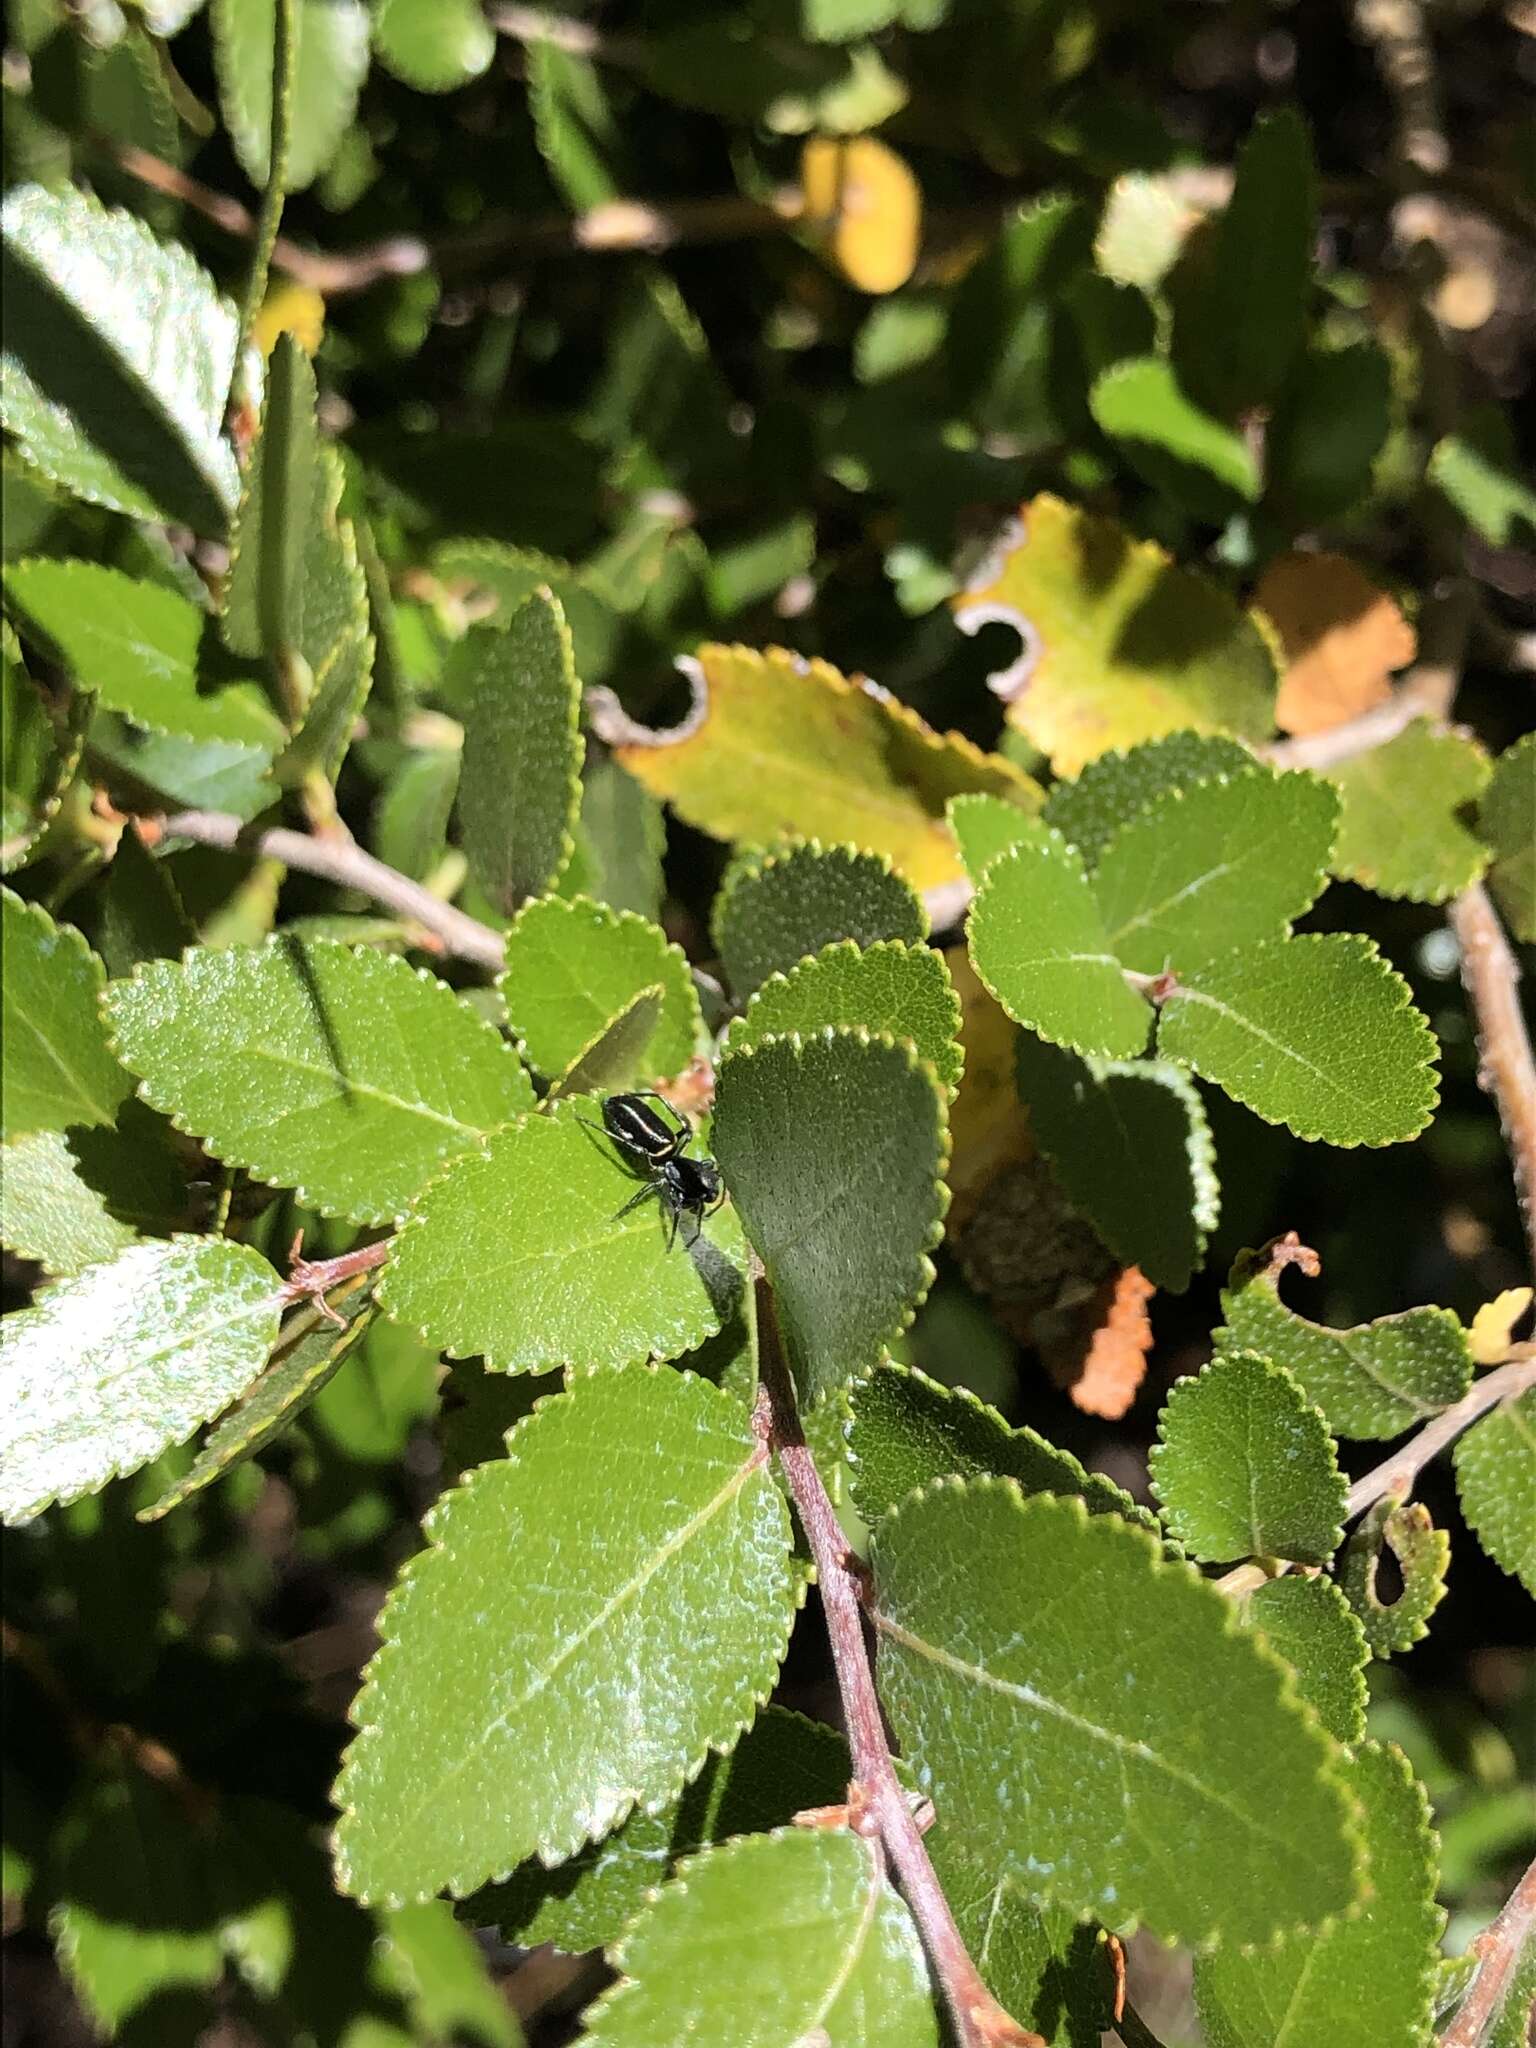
[724,937,964,1097]
[711,834,931,965]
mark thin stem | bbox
[1344,1355,1536,1522]
[1451,884,1536,1277]
[231,0,295,392]
[754,1281,1041,2048]
[151,809,507,973]
[1440,1854,1536,2048]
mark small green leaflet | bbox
[1327,721,1492,902]
[967,833,1151,1060]
[554,984,665,1098]
[93,825,193,976]
[0,1236,284,1524]
[1217,1245,1472,1439]
[1156,933,1438,1147]
[213,0,371,192]
[0,1105,188,1277]
[1453,1386,1536,1594]
[269,442,373,784]
[1090,357,1260,518]
[372,0,494,91]
[455,589,583,913]
[728,940,963,1094]
[1150,1353,1346,1564]
[3,622,83,874]
[1480,731,1535,942]
[713,840,927,997]
[1429,409,1536,548]
[1040,731,1255,869]
[332,1368,797,1904]
[106,937,534,1226]
[222,334,326,697]
[946,792,1048,886]
[498,894,700,1084]
[1342,1500,1450,1656]
[712,1031,948,1409]
[871,1480,1360,1947]
[2,889,132,1139]
[378,1097,745,1373]
[1245,1575,1368,1746]
[580,1828,938,2048]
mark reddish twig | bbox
[1344,1354,1536,1522]
[1440,1853,1536,2048]
[1451,884,1536,1278]
[753,1280,1041,2048]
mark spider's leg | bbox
[613,1183,660,1222]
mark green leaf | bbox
[471,1706,850,1953]
[728,941,963,1094]
[1091,766,1338,973]
[1429,408,1536,547]
[0,1104,188,1277]
[1014,1034,1218,1291]
[308,1312,439,1464]
[946,793,1049,886]
[497,895,701,1085]
[1090,357,1262,516]
[1174,107,1316,416]
[1194,1743,1441,2048]
[555,985,666,1098]
[1041,731,1255,869]
[712,1031,947,1408]
[713,840,927,998]
[5,558,283,748]
[332,1368,797,1904]
[1156,933,1438,1147]
[374,745,460,883]
[846,1361,1156,1532]
[138,1289,376,1520]
[1453,1387,1536,1594]
[1150,1353,1346,1564]
[271,445,374,782]
[214,0,371,192]
[1,889,132,1139]
[93,825,194,976]
[3,622,81,872]
[1246,1575,1368,1746]
[51,1764,226,2031]
[0,1235,284,1523]
[1,182,240,534]
[1267,339,1392,525]
[222,335,323,675]
[967,834,1152,1060]
[455,591,583,912]
[571,749,666,919]
[580,1828,937,2048]
[1326,721,1492,902]
[528,38,621,211]
[376,1899,522,2048]
[379,1095,745,1373]
[106,937,534,1226]
[872,1481,1359,1946]
[1480,731,1536,942]
[1342,1500,1450,1656]
[92,714,278,823]
[1095,172,1196,291]
[373,0,494,91]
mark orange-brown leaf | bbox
[1256,552,1415,737]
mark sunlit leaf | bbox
[373,0,493,91]
[0,1105,187,1277]
[213,0,370,192]
[2,889,131,1140]
[801,134,923,295]
[1245,1575,1368,1746]
[1327,721,1491,903]
[497,894,700,1083]
[1341,1500,1450,1656]
[727,940,962,1093]
[1256,552,1411,739]
[1453,1387,1536,1595]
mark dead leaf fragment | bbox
[1256,552,1416,737]
[1046,1266,1155,1420]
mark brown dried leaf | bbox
[1256,553,1415,738]
[1045,1267,1155,1420]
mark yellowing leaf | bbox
[954,495,1277,776]
[251,281,326,358]
[609,643,1040,890]
[1256,552,1414,737]
[1468,1287,1534,1366]
[800,134,921,295]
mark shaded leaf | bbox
[1453,1387,1536,1595]
[497,894,700,1083]
[608,643,1040,890]
[1246,1575,1369,1746]
[379,1096,745,1373]
[556,986,665,1098]
[871,1481,1359,1945]
[270,443,373,783]
[214,0,371,192]
[846,1360,1155,1531]
[2,889,131,1139]
[1342,1500,1450,1656]
[1429,409,1536,547]
[1194,1744,1441,2048]
[1327,721,1491,903]
[0,182,240,533]
[1156,933,1438,1147]
[1480,731,1536,943]
[571,749,666,920]
[1040,731,1254,869]
[373,744,460,883]
[1150,1352,1347,1564]
[714,840,926,998]
[1256,552,1411,738]
[1267,340,1391,525]
[93,825,193,976]
[0,1235,283,1523]
[952,495,1276,777]
[1090,357,1260,516]
[967,833,1151,1060]
[222,334,326,688]
[712,1031,947,1407]
[0,1104,188,1277]
[92,713,277,823]
[581,1828,937,2048]
[1014,1033,1218,1290]
[456,590,582,912]
[106,937,534,1226]
[1092,765,1338,973]
[6,558,282,748]
[471,1706,850,1954]
[375,1899,522,2048]
[373,0,494,91]
[1218,1242,1472,1440]
[528,37,620,210]
[3,623,81,872]
[728,940,962,1093]
[332,1368,797,1903]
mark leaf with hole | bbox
[1342,1500,1450,1656]
[1156,933,1438,1147]
[332,1368,797,1904]
[2,890,132,1140]
[580,1827,937,2048]
[1245,1575,1368,1746]
[728,941,962,1094]
[106,937,534,1226]
[1453,1387,1536,1595]
[497,895,700,1084]
[713,840,927,997]
[0,1236,284,1523]
[379,1096,745,1373]
[712,1031,947,1408]
[1326,721,1491,903]
[1150,1353,1346,1564]
[871,1481,1360,1946]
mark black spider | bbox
[579,1091,725,1250]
